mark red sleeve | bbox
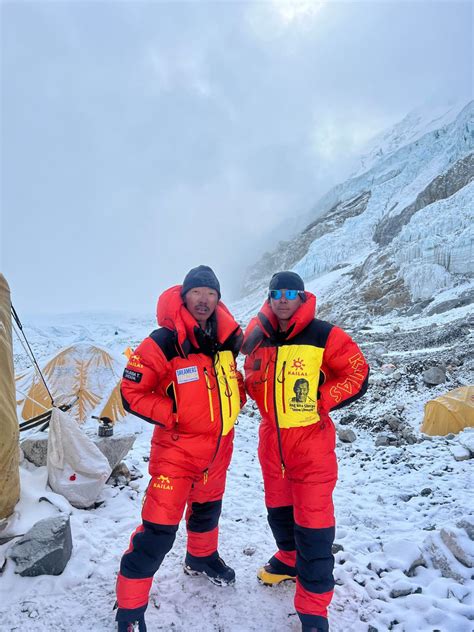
[120,337,176,429]
[319,326,369,414]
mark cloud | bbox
[146,44,213,98]
[1,0,472,314]
[270,0,327,27]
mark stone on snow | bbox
[8,513,72,577]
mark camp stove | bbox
[92,416,114,437]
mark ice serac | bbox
[243,101,474,324]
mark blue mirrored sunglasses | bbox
[269,289,301,300]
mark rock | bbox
[375,433,399,447]
[128,464,144,481]
[392,371,402,382]
[108,462,131,486]
[21,432,136,471]
[456,519,474,541]
[243,546,256,556]
[9,514,72,576]
[332,543,344,554]
[440,528,474,568]
[383,539,425,574]
[375,434,390,447]
[420,488,432,497]
[419,434,433,442]
[458,428,474,455]
[407,556,427,576]
[339,413,356,426]
[92,434,136,470]
[338,428,357,443]
[450,445,471,461]
[390,580,422,598]
[373,345,386,362]
[422,367,446,386]
[381,363,396,375]
[20,433,48,466]
[423,533,467,582]
[385,414,402,431]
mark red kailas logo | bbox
[153,474,173,491]
[291,358,305,371]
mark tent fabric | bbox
[0,275,20,519]
[421,385,474,436]
[19,343,124,425]
[98,381,126,423]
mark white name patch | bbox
[176,366,200,384]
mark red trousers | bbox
[116,435,232,616]
[259,419,337,631]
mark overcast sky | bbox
[1,0,472,316]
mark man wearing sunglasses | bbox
[242,271,369,632]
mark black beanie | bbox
[269,271,305,291]
[181,265,221,299]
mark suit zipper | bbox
[221,366,232,418]
[203,360,224,484]
[280,361,287,414]
[263,362,270,413]
[203,368,215,422]
[273,349,286,478]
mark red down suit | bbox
[242,292,369,631]
[116,285,245,621]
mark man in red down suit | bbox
[115,266,246,632]
[242,271,369,632]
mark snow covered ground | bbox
[1,309,473,632]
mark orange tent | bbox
[421,386,474,436]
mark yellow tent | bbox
[97,381,126,423]
[421,386,474,436]
[18,343,126,425]
[0,274,20,519]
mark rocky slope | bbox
[242,101,473,328]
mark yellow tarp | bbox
[0,275,20,519]
[421,385,474,436]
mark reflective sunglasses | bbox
[269,289,301,300]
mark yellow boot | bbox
[257,561,296,586]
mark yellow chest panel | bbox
[214,350,241,435]
[273,344,324,428]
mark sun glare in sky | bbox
[273,0,327,26]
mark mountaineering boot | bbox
[301,627,327,632]
[257,556,297,586]
[117,616,147,632]
[184,551,236,586]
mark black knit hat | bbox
[181,265,221,299]
[269,271,305,291]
